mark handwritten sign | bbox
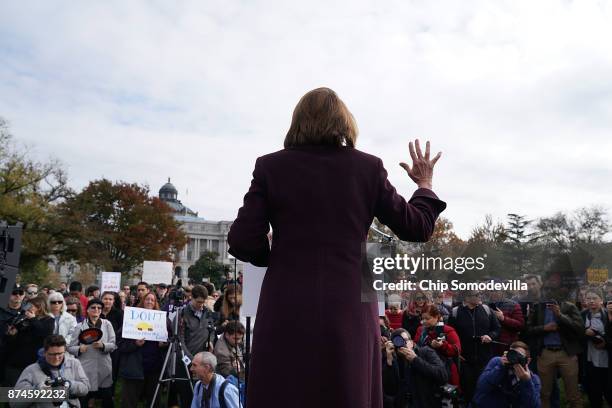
[587,268,609,284]
[122,306,168,342]
[142,261,173,284]
[101,272,121,293]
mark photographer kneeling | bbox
[471,341,541,408]
[12,334,90,407]
[382,328,449,408]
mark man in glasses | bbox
[14,334,90,406]
[25,284,39,300]
[0,286,26,385]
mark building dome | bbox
[159,178,178,201]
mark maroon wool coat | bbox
[228,145,446,408]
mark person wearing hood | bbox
[47,292,78,345]
[68,298,116,408]
[12,334,90,407]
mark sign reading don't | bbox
[122,306,168,342]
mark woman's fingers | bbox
[415,139,423,159]
[432,151,442,165]
[409,142,418,162]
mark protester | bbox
[47,291,78,344]
[190,352,242,408]
[170,284,216,407]
[118,292,167,408]
[3,296,55,387]
[118,291,127,310]
[101,291,124,394]
[58,282,69,296]
[214,320,245,379]
[85,285,100,300]
[472,341,541,408]
[66,297,84,323]
[68,298,117,408]
[432,291,451,321]
[414,304,461,387]
[581,289,612,408]
[522,288,583,408]
[0,287,26,385]
[382,328,448,408]
[155,283,169,310]
[218,285,242,334]
[12,334,90,408]
[488,287,525,356]
[25,284,39,300]
[448,290,501,404]
[136,281,150,304]
[402,290,431,338]
[69,281,89,317]
[385,301,404,331]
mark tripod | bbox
[150,306,193,408]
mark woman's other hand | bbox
[399,139,441,190]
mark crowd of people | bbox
[381,275,612,408]
[0,275,246,408]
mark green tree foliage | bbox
[0,118,72,283]
[56,179,188,274]
[188,250,230,288]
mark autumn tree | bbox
[56,179,188,275]
[0,117,72,284]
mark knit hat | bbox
[86,298,104,310]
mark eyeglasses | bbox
[67,309,78,314]
[89,306,102,310]
[51,301,64,305]
[46,352,65,357]
[27,291,38,295]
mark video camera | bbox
[7,303,33,331]
[45,376,69,388]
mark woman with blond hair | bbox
[47,291,78,344]
[228,87,446,407]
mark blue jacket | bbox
[191,373,242,408]
[472,357,541,408]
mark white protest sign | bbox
[242,263,267,317]
[101,272,121,293]
[142,261,173,284]
[122,306,168,342]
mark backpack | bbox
[218,374,246,408]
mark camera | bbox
[436,334,446,342]
[391,333,407,349]
[505,349,528,367]
[7,303,33,332]
[45,376,69,388]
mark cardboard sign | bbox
[122,306,168,342]
[101,272,121,293]
[142,261,173,284]
[587,268,609,284]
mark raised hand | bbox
[399,139,441,190]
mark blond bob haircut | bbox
[284,87,358,148]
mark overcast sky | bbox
[2,0,611,238]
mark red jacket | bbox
[492,300,524,356]
[385,310,403,330]
[414,323,461,387]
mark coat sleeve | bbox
[557,303,583,338]
[411,348,448,385]
[10,367,37,408]
[517,372,541,408]
[502,303,525,332]
[373,159,446,242]
[488,307,501,340]
[102,321,116,353]
[222,382,243,408]
[474,357,505,394]
[69,359,90,397]
[67,325,82,356]
[227,158,271,267]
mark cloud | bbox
[1,0,611,238]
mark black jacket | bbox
[382,345,449,408]
[448,304,501,365]
[522,301,583,357]
[3,315,54,369]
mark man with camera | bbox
[0,287,26,385]
[382,328,449,408]
[214,320,245,379]
[12,334,90,407]
[471,341,541,408]
[522,287,583,408]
